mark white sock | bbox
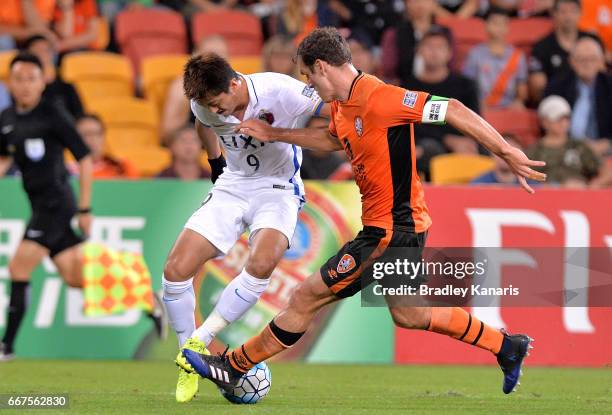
[193,269,270,346]
[162,275,195,347]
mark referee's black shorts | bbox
[24,202,83,258]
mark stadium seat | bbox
[0,50,17,82]
[430,154,496,184]
[230,56,263,74]
[508,18,554,57]
[192,11,263,56]
[141,54,188,113]
[109,144,171,177]
[483,109,540,147]
[88,97,160,149]
[437,17,487,71]
[115,9,188,73]
[60,52,133,109]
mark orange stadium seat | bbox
[508,18,554,57]
[430,154,496,184]
[60,52,133,109]
[110,144,171,177]
[0,50,17,82]
[88,97,159,149]
[192,11,263,56]
[141,54,188,113]
[115,9,188,74]
[437,16,487,71]
[230,56,263,74]
[484,109,540,147]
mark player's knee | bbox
[287,282,318,314]
[245,256,277,278]
[163,257,193,282]
[8,261,28,281]
[390,307,430,330]
[63,275,82,288]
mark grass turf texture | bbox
[0,361,610,414]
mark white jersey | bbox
[191,72,323,197]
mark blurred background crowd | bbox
[0,0,610,188]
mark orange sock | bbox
[427,307,503,354]
[230,322,304,373]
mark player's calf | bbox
[389,306,431,330]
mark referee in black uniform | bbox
[0,53,93,360]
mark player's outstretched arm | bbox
[237,119,342,152]
[444,99,547,193]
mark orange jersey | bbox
[329,73,435,233]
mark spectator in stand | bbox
[24,34,83,121]
[161,35,229,143]
[300,117,352,180]
[163,0,276,16]
[381,0,439,85]
[70,114,140,178]
[346,29,378,75]
[434,0,479,17]
[528,0,603,103]
[462,7,528,110]
[262,35,297,77]
[52,0,101,53]
[545,37,611,155]
[0,0,57,49]
[157,125,211,180]
[0,82,11,112]
[519,0,555,17]
[403,26,480,179]
[98,0,154,22]
[487,0,521,17]
[526,95,601,187]
[277,0,319,45]
[471,136,534,185]
[328,0,400,45]
[578,0,612,63]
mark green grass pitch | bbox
[0,360,610,414]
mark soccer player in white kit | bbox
[161,54,325,403]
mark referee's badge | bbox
[25,138,45,161]
[354,116,363,137]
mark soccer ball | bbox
[219,362,272,404]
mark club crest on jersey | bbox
[258,110,275,125]
[354,117,363,137]
[24,138,45,161]
[337,254,356,274]
[403,91,418,108]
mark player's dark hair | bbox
[553,0,581,10]
[77,113,105,132]
[183,53,239,102]
[296,27,352,69]
[10,52,44,71]
[22,34,50,50]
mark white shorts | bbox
[184,180,304,255]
